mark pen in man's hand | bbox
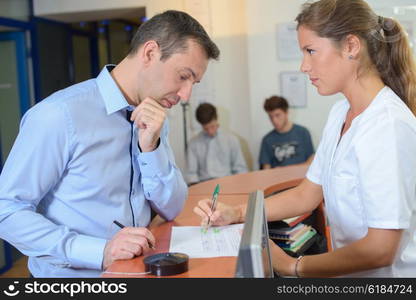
[113,220,125,229]
[205,184,220,231]
[113,220,155,250]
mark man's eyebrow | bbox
[184,67,199,83]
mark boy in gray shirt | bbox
[187,103,247,184]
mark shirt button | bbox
[141,162,147,166]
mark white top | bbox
[186,129,248,184]
[307,86,416,277]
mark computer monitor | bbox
[235,190,274,278]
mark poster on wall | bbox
[279,71,307,107]
[276,22,302,60]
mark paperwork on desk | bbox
[169,223,244,258]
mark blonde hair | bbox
[296,0,416,115]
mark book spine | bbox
[288,213,311,227]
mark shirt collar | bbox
[96,64,132,115]
[203,128,221,138]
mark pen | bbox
[113,220,125,229]
[205,184,220,231]
[113,220,155,250]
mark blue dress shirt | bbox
[0,65,187,277]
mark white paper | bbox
[169,223,244,258]
[277,22,302,60]
[280,71,307,107]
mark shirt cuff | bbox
[68,234,107,270]
[367,220,410,229]
[137,142,170,177]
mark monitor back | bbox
[235,190,274,278]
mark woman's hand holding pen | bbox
[102,227,156,270]
[193,199,245,227]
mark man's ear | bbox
[140,40,160,65]
[343,34,361,60]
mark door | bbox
[0,30,30,274]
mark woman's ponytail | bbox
[372,17,416,115]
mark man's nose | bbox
[178,82,193,102]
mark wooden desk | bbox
[102,165,316,278]
[188,164,308,195]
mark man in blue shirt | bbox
[259,96,314,169]
[0,10,219,277]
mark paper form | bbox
[169,223,244,258]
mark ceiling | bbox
[38,6,146,24]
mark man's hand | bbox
[102,227,156,270]
[130,98,167,152]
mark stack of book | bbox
[268,213,317,255]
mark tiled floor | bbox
[0,256,29,278]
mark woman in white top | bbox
[194,0,416,277]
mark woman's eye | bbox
[306,48,315,54]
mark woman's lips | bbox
[310,78,319,84]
